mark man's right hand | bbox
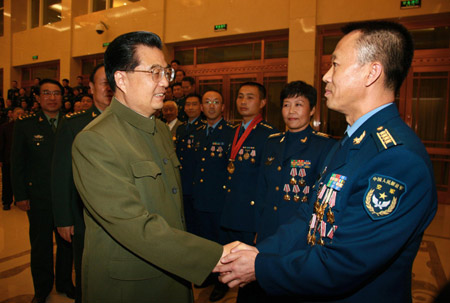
[57,226,74,243]
[16,200,30,211]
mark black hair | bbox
[238,81,266,99]
[171,59,180,65]
[280,81,317,108]
[182,76,195,86]
[342,20,414,93]
[104,31,163,92]
[38,79,64,95]
[90,63,105,83]
[185,93,201,102]
[172,82,182,88]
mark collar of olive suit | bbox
[109,97,156,134]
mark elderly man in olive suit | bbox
[72,31,231,303]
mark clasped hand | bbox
[213,241,259,288]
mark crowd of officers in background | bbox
[0,59,333,303]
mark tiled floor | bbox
[0,203,448,303]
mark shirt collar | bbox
[109,97,156,134]
[346,103,392,137]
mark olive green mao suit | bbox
[72,98,222,303]
[52,106,102,302]
[11,111,73,299]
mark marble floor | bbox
[0,202,448,303]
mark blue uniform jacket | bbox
[192,119,234,212]
[175,118,205,195]
[256,126,336,243]
[255,104,437,302]
[221,120,278,232]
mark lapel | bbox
[325,104,400,173]
[36,111,53,135]
[282,127,313,164]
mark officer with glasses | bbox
[71,31,230,303]
[11,79,74,303]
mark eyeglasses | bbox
[204,100,221,105]
[123,65,175,82]
[41,90,62,97]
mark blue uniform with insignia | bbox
[255,104,437,302]
[256,126,336,243]
[192,119,234,242]
[221,119,278,244]
[175,117,205,233]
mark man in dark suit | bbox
[51,64,113,303]
[175,93,205,233]
[192,90,234,301]
[0,107,24,210]
[215,21,437,303]
[11,79,74,303]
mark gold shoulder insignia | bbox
[313,131,331,138]
[196,125,205,131]
[353,131,366,145]
[232,124,239,129]
[375,127,397,150]
[260,122,273,129]
[18,113,36,121]
[268,132,283,139]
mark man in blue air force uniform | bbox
[191,90,234,301]
[175,93,205,233]
[215,21,437,303]
[256,81,335,244]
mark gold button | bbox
[277,166,281,171]
[202,158,205,161]
[275,186,279,191]
[223,185,226,189]
[274,206,278,211]
[29,182,32,186]
[228,176,232,180]
[201,168,204,172]
[250,201,255,206]
[200,179,203,183]
[227,189,231,192]
[37,143,40,146]
[180,148,184,151]
[180,157,184,160]
[204,147,207,151]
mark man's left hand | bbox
[214,244,259,288]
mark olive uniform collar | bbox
[109,97,156,134]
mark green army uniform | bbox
[72,98,222,303]
[51,106,102,302]
[11,111,73,299]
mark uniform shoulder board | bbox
[268,132,283,139]
[200,119,207,124]
[226,122,234,128]
[260,122,273,129]
[312,131,331,138]
[66,110,87,119]
[373,126,401,151]
[196,125,206,131]
[231,124,239,129]
[18,113,36,121]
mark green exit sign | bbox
[32,55,38,60]
[214,24,227,32]
[401,0,421,9]
[102,42,110,47]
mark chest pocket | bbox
[131,161,161,179]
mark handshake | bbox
[213,241,260,288]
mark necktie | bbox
[49,118,56,133]
[237,126,245,140]
[207,126,213,137]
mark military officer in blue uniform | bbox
[11,79,74,303]
[256,81,335,244]
[51,64,113,303]
[192,90,234,301]
[175,93,205,233]
[220,82,278,302]
[215,21,437,303]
